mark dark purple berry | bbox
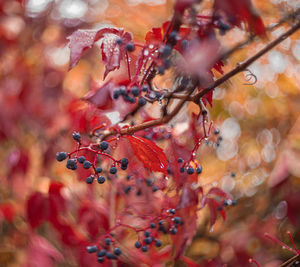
[142,85,148,92]
[99,141,109,150]
[150,222,156,229]
[86,245,97,253]
[56,152,67,162]
[145,178,153,186]
[124,186,132,194]
[135,241,141,248]
[97,249,106,257]
[66,159,77,170]
[121,165,127,170]
[77,156,85,164]
[158,220,164,226]
[138,97,147,106]
[152,186,158,192]
[141,246,148,252]
[144,231,150,237]
[72,132,81,141]
[187,167,194,175]
[173,217,182,225]
[158,67,165,75]
[170,227,177,235]
[179,167,185,173]
[144,237,152,245]
[178,158,183,163]
[232,199,238,206]
[217,206,222,211]
[131,86,140,96]
[155,239,162,247]
[83,160,92,169]
[110,167,117,174]
[169,209,176,214]
[126,43,135,51]
[95,167,102,173]
[231,172,236,178]
[105,237,111,245]
[119,86,127,95]
[113,247,122,256]
[113,90,120,99]
[97,176,105,184]
[86,176,94,184]
[116,38,123,45]
[106,252,116,259]
[120,158,129,166]
[214,129,220,135]
[97,257,105,263]
[196,166,202,174]
[162,45,172,58]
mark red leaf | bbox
[0,203,15,222]
[83,79,114,110]
[68,28,132,78]
[145,27,162,44]
[125,135,168,174]
[213,0,265,36]
[177,184,199,209]
[27,192,48,228]
[208,187,231,199]
[181,256,202,267]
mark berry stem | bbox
[249,258,262,267]
[264,233,298,255]
[68,147,117,162]
[287,231,300,256]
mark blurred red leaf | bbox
[181,256,202,267]
[213,0,265,36]
[125,135,168,174]
[0,203,15,222]
[27,192,48,229]
[48,182,66,224]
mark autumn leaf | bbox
[125,135,168,174]
[67,27,132,78]
[26,192,48,229]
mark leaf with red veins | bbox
[125,135,168,174]
[83,79,114,110]
[68,28,133,78]
[213,0,265,36]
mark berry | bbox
[158,220,164,226]
[178,158,183,163]
[214,129,220,135]
[170,227,177,235]
[99,141,109,150]
[126,43,135,51]
[113,90,120,99]
[217,206,223,211]
[173,217,182,225]
[121,165,127,170]
[144,231,150,237]
[86,245,98,253]
[95,167,103,173]
[152,186,158,192]
[135,241,142,248]
[181,39,188,50]
[72,132,81,141]
[77,156,85,164]
[56,152,67,162]
[86,176,94,184]
[120,158,129,166]
[169,209,176,214]
[145,178,153,187]
[155,239,162,247]
[105,238,111,245]
[66,159,77,170]
[116,38,123,45]
[187,167,194,175]
[141,246,148,252]
[106,252,117,259]
[138,97,147,106]
[97,257,105,263]
[168,31,177,45]
[223,200,229,206]
[142,86,148,92]
[231,172,236,178]
[196,166,202,174]
[114,247,122,256]
[158,67,165,75]
[97,176,106,184]
[232,199,238,206]
[119,86,127,95]
[131,86,140,96]
[150,222,156,229]
[179,167,185,173]
[110,167,117,174]
[144,237,152,245]
[162,45,172,58]
[124,186,132,194]
[97,249,106,257]
[83,160,92,169]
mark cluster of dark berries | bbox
[178,158,203,175]
[113,85,147,106]
[86,240,122,264]
[135,228,163,253]
[115,37,135,52]
[123,177,159,196]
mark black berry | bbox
[113,247,122,256]
[142,85,148,92]
[144,231,150,237]
[110,167,117,174]
[170,227,177,235]
[77,156,85,164]
[135,241,142,248]
[131,86,140,96]
[86,176,94,184]
[162,45,172,58]
[97,257,105,263]
[113,90,120,99]
[95,167,103,173]
[144,237,152,245]
[180,167,185,173]
[187,167,194,175]
[138,97,147,106]
[124,186,132,194]
[169,209,176,214]
[83,160,92,169]
[178,158,183,163]
[173,216,182,225]
[99,141,109,150]
[126,43,135,51]
[150,222,156,228]
[155,239,162,247]
[120,158,129,166]
[105,238,111,245]
[86,245,98,253]
[116,38,123,45]
[152,186,158,192]
[56,152,67,162]
[141,246,148,252]
[66,159,77,170]
[97,176,106,184]
[196,166,202,174]
[72,132,81,141]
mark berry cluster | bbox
[178,157,203,175]
[86,238,122,264]
[113,85,147,106]
[56,132,129,185]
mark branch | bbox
[192,20,300,103]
